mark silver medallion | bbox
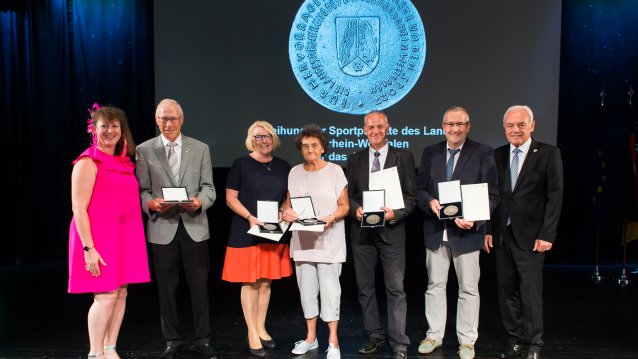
[289,0,426,114]
[263,223,278,231]
[443,205,458,216]
[365,214,381,225]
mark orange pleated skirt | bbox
[221,243,292,283]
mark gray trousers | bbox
[425,242,480,345]
[351,234,409,351]
[295,262,342,322]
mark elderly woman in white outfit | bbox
[282,124,349,359]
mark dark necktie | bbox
[446,148,460,181]
[371,151,381,172]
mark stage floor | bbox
[1,256,637,359]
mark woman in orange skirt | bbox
[222,121,292,357]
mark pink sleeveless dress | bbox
[68,147,150,293]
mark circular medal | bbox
[443,205,458,216]
[263,223,278,231]
[365,214,381,225]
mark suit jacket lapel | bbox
[179,136,191,185]
[383,147,397,170]
[499,147,512,191]
[360,150,370,191]
[435,142,447,182]
[452,140,473,181]
[513,139,539,192]
[154,137,177,185]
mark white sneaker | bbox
[326,344,340,359]
[292,339,319,354]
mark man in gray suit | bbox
[136,99,217,359]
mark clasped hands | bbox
[429,198,474,230]
[151,197,201,213]
[283,208,334,228]
[354,206,395,222]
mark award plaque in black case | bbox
[361,190,386,228]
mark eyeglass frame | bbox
[157,116,182,124]
[253,134,273,142]
[442,121,470,128]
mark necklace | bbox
[260,161,272,172]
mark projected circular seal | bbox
[289,0,426,115]
[443,205,459,217]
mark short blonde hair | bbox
[245,120,281,151]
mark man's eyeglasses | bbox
[157,116,181,124]
[253,134,273,142]
[443,121,469,128]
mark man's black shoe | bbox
[358,337,385,354]
[159,344,182,359]
[393,350,407,359]
[497,344,526,359]
[193,343,219,359]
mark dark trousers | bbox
[151,221,211,345]
[495,226,545,352]
[351,231,409,351]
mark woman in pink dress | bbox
[68,106,150,359]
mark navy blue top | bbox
[226,155,291,247]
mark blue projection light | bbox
[289,0,426,115]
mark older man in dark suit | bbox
[485,105,563,359]
[345,111,417,359]
[416,107,499,359]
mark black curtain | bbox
[2,0,638,266]
[556,0,638,263]
[1,0,155,265]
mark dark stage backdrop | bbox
[1,0,156,265]
[153,0,562,167]
[1,0,637,268]
[555,1,638,264]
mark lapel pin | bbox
[533,149,538,153]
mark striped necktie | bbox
[507,148,522,225]
[167,142,179,183]
[510,148,522,190]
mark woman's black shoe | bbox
[260,337,276,349]
[248,346,266,358]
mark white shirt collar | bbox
[161,134,182,147]
[446,140,465,153]
[369,142,389,156]
[509,137,532,154]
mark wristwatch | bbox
[83,245,94,252]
